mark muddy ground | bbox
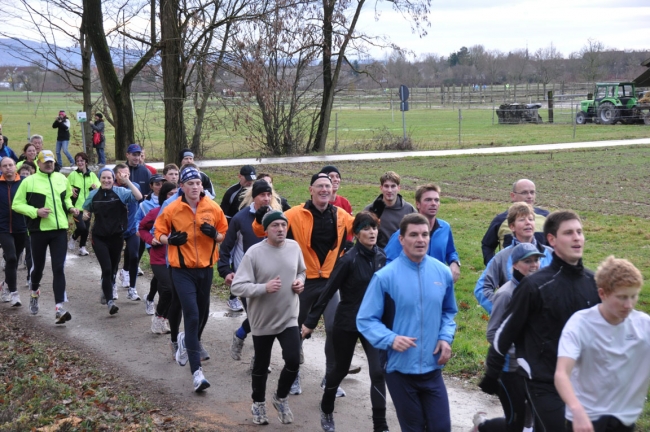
[4,251,501,431]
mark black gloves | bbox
[200,222,217,239]
[167,231,188,246]
[479,344,505,395]
[478,373,500,396]
[369,197,386,219]
[255,205,271,224]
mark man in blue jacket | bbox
[357,213,458,432]
[384,183,460,282]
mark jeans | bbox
[96,147,105,165]
[171,267,213,374]
[56,140,73,165]
[0,232,26,292]
[29,229,68,304]
[385,369,451,432]
[92,234,123,301]
[251,326,301,402]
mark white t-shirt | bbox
[558,305,650,426]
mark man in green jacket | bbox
[12,150,79,324]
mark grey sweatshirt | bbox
[231,239,306,336]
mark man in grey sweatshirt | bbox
[231,210,306,426]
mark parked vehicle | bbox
[576,82,650,125]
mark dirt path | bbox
[5,252,502,431]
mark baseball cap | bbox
[127,144,143,154]
[37,150,55,163]
[149,174,165,184]
[511,243,545,263]
[240,165,257,181]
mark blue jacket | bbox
[357,252,458,375]
[384,218,459,265]
[0,174,26,233]
[474,240,553,314]
[135,193,159,231]
[117,182,141,237]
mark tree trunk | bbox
[79,21,94,162]
[160,0,188,165]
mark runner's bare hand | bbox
[37,208,51,218]
[434,340,452,365]
[392,336,417,352]
[291,279,304,294]
[265,276,281,293]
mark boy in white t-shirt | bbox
[555,256,650,432]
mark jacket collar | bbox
[550,252,584,275]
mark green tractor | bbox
[575,82,650,125]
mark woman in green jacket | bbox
[67,152,99,255]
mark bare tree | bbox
[534,43,563,96]
[579,38,605,84]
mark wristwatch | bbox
[451,260,461,267]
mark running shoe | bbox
[170,341,178,360]
[320,407,336,432]
[470,412,487,432]
[272,393,294,424]
[321,377,346,398]
[192,367,210,392]
[0,282,10,302]
[137,266,144,276]
[120,269,130,288]
[145,299,155,315]
[29,290,40,315]
[289,371,302,395]
[108,300,119,315]
[175,332,188,366]
[10,291,21,307]
[79,247,89,256]
[251,401,269,425]
[151,315,165,334]
[348,365,362,374]
[100,292,107,305]
[227,297,244,311]
[199,342,210,361]
[55,306,72,324]
[67,237,75,251]
[112,284,118,301]
[230,331,244,360]
[127,287,141,301]
[163,319,171,334]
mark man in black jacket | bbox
[481,179,549,265]
[493,210,600,432]
[221,165,257,222]
[125,144,151,196]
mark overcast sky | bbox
[355,0,650,59]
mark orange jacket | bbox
[253,202,354,279]
[155,194,228,269]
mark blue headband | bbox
[99,167,115,179]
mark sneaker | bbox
[175,332,188,366]
[0,282,10,302]
[199,342,210,361]
[29,290,40,315]
[230,331,245,360]
[163,319,171,334]
[289,371,302,395]
[112,284,118,300]
[145,299,155,315]
[10,291,21,307]
[151,315,165,334]
[127,287,141,301]
[348,364,362,374]
[227,297,244,311]
[272,393,294,424]
[108,300,119,315]
[320,408,336,432]
[192,367,210,392]
[137,266,144,276]
[55,306,72,324]
[120,269,130,288]
[67,237,75,251]
[170,341,178,360]
[299,345,304,364]
[100,291,107,305]
[251,401,269,425]
[79,247,89,256]
[471,412,488,432]
[321,377,346,398]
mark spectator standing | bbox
[52,110,73,166]
[89,113,106,166]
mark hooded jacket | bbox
[0,174,26,233]
[12,169,73,233]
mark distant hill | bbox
[0,38,81,68]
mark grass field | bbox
[1,91,649,162]
[203,144,650,427]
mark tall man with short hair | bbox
[384,183,461,281]
[125,144,151,196]
[357,213,458,431]
[494,210,600,432]
[13,150,79,323]
[364,171,415,248]
[221,165,257,221]
[481,178,549,264]
[232,210,306,426]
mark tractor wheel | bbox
[575,111,588,125]
[644,112,650,125]
[597,102,619,125]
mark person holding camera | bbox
[52,110,73,166]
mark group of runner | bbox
[0,134,649,432]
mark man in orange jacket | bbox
[253,172,354,396]
[155,166,227,393]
